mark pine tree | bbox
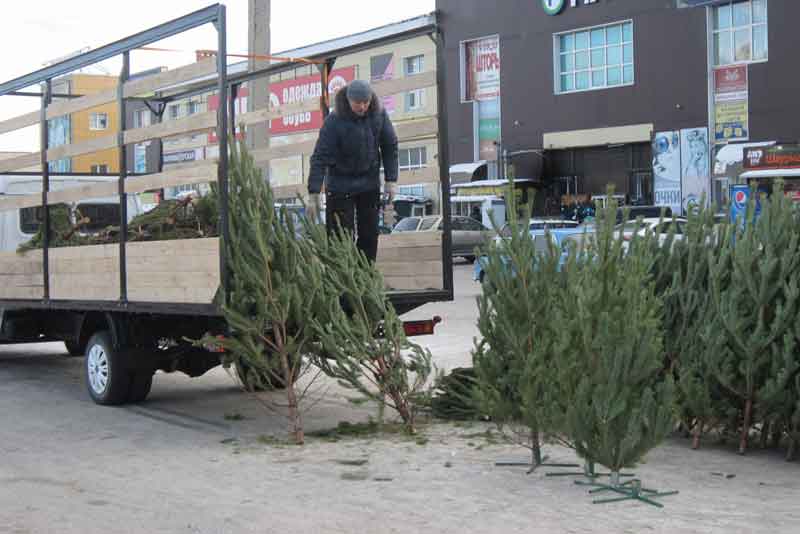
[655,204,733,448]
[705,186,800,454]
[211,145,324,445]
[473,187,563,466]
[306,223,434,434]
[555,193,675,479]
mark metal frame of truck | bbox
[0,4,453,404]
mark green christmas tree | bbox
[555,193,676,482]
[210,145,324,445]
[652,203,734,448]
[705,186,800,454]
[473,186,564,467]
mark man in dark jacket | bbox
[307,79,398,262]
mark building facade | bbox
[438,0,798,215]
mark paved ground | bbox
[2,262,799,533]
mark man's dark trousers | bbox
[326,189,380,262]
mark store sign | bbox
[743,145,800,170]
[714,65,749,143]
[269,66,356,135]
[461,36,500,102]
[542,0,599,15]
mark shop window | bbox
[713,0,768,66]
[89,112,109,130]
[404,55,424,76]
[399,147,427,170]
[90,164,109,174]
[186,100,200,115]
[168,104,180,120]
[555,20,634,95]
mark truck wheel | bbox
[64,340,84,357]
[127,371,154,403]
[85,331,132,405]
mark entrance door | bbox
[630,171,653,205]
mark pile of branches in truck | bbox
[17,193,219,254]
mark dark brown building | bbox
[438,0,799,215]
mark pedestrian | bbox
[306,79,398,262]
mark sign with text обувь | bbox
[269,66,356,135]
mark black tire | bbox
[127,371,154,403]
[64,340,84,357]
[464,255,476,263]
[85,331,133,405]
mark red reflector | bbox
[205,335,226,353]
[402,316,442,337]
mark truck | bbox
[0,4,453,405]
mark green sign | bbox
[479,119,500,141]
[542,0,566,15]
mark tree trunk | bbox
[691,420,702,450]
[759,421,770,449]
[279,347,304,445]
[739,399,753,455]
[530,427,542,466]
[286,384,304,445]
[786,437,797,462]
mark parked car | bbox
[473,227,592,283]
[616,205,673,223]
[392,215,492,262]
[614,217,687,247]
[497,218,580,237]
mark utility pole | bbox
[248,0,270,167]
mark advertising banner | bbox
[713,66,749,143]
[743,145,800,170]
[207,87,249,144]
[269,66,356,135]
[652,131,682,215]
[462,36,500,102]
[370,54,396,115]
[680,127,710,213]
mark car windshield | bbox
[393,217,420,232]
[418,217,439,231]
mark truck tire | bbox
[85,331,132,405]
[127,371,154,403]
[64,340,84,357]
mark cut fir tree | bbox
[206,144,323,445]
[555,193,676,501]
[473,184,572,469]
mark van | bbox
[0,174,143,252]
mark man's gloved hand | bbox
[305,193,320,222]
[384,182,398,202]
